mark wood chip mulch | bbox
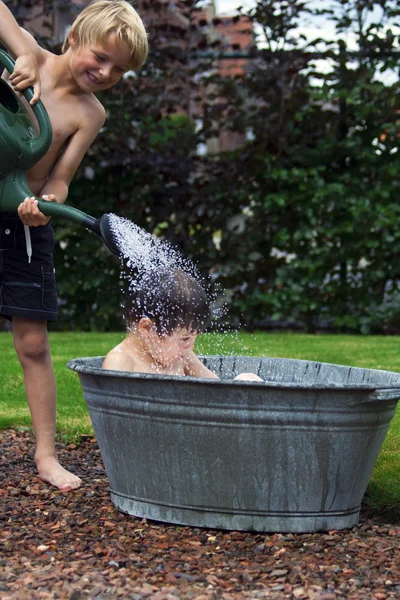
[1,429,399,600]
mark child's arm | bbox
[43,110,106,201]
[184,352,219,379]
[0,2,42,103]
[18,105,106,226]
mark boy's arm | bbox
[0,2,42,103]
[18,106,106,226]
[44,109,106,200]
[185,352,219,379]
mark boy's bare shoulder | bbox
[102,345,135,372]
[80,92,106,126]
[62,68,106,131]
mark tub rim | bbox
[67,355,400,398]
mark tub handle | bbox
[367,389,400,403]
[346,388,400,406]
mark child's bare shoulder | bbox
[80,92,106,126]
[102,345,135,372]
[64,72,106,133]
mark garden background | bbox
[4,0,400,335]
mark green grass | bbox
[1,330,399,515]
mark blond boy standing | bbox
[0,0,148,490]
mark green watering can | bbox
[0,49,120,255]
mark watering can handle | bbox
[9,173,97,227]
[0,49,52,159]
[9,173,113,253]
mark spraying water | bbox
[108,213,250,356]
[108,214,196,277]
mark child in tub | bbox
[0,0,148,490]
[102,268,263,381]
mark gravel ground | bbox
[1,429,399,600]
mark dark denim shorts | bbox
[0,212,58,321]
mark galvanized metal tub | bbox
[67,355,400,533]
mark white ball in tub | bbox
[233,373,263,382]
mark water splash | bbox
[109,214,207,323]
[109,214,197,278]
[108,213,250,356]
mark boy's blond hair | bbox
[62,0,148,70]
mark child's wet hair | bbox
[62,0,148,70]
[127,268,212,336]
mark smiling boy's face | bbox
[69,33,132,92]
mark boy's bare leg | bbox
[12,317,81,491]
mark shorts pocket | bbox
[41,267,58,311]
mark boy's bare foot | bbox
[36,456,82,491]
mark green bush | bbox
[46,0,400,332]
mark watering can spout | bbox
[82,213,121,256]
[0,166,121,255]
